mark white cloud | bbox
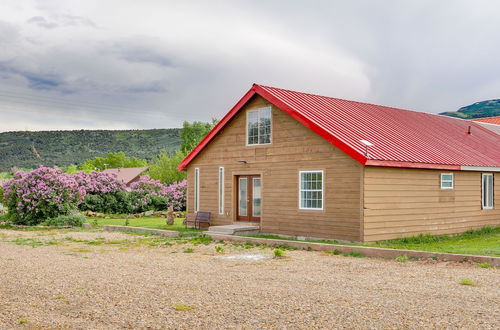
[0,0,498,131]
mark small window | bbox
[299,171,324,210]
[482,173,494,209]
[194,168,200,212]
[247,107,272,145]
[218,167,224,215]
[440,173,454,189]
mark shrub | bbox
[43,214,86,227]
[163,180,187,211]
[129,176,167,212]
[128,177,186,212]
[2,166,85,225]
[74,171,129,214]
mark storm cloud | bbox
[0,0,499,132]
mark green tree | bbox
[79,152,147,171]
[147,119,217,184]
[147,150,187,184]
[179,119,218,154]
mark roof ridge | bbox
[254,83,469,123]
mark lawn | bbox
[247,227,500,257]
[85,217,205,234]
[369,227,500,257]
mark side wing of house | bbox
[185,95,364,241]
[363,167,500,242]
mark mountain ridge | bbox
[439,99,500,119]
[0,128,181,171]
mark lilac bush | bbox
[128,177,186,212]
[163,180,187,211]
[1,167,187,224]
[74,171,129,214]
[129,176,168,212]
[2,166,85,225]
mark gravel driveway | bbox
[0,229,498,329]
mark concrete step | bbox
[207,224,260,236]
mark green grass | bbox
[370,227,500,257]
[246,227,500,257]
[85,217,204,235]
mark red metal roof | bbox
[178,84,500,171]
[472,116,500,125]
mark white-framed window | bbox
[299,170,324,210]
[218,167,224,215]
[194,168,200,212]
[482,173,494,210]
[440,173,454,189]
[247,107,272,145]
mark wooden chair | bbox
[184,211,211,229]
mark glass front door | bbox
[237,175,261,222]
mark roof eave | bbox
[177,87,258,171]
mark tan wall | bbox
[363,167,500,242]
[186,95,363,241]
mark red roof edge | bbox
[253,84,368,165]
[178,84,368,171]
[365,160,461,170]
[177,87,257,171]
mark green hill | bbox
[0,129,181,171]
[440,99,500,119]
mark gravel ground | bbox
[0,229,498,329]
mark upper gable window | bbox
[247,107,272,145]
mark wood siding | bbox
[363,167,500,242]
[186,95,363,241]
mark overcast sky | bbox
[0,0,499,132]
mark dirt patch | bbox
[0,229,498,329]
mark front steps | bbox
[206,224,260,236]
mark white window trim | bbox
[299,170,324,211]
[218,167,224,215]
[440,173,454,190]
[482,173,494,210]
[246,107,272,146]
[194,168,200,213]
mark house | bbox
[102,167,148,189]
[472,116,500,134]
[178,84,500,242]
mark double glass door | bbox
[237,175,261,222]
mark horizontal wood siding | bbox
[363,167,500,242]
[186,96,363,241]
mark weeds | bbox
[188,235,212,245]
[344,250,364,258]
[12,238,59,248]
[174,304,196,311]
[478,263,490,269]
[215,246,225,253]
[459,278,475,286]
[183,248,194,253]
[18,318,28,324]
[327,249,341,255]
[273,248,285,258]
[395,255,409,262]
